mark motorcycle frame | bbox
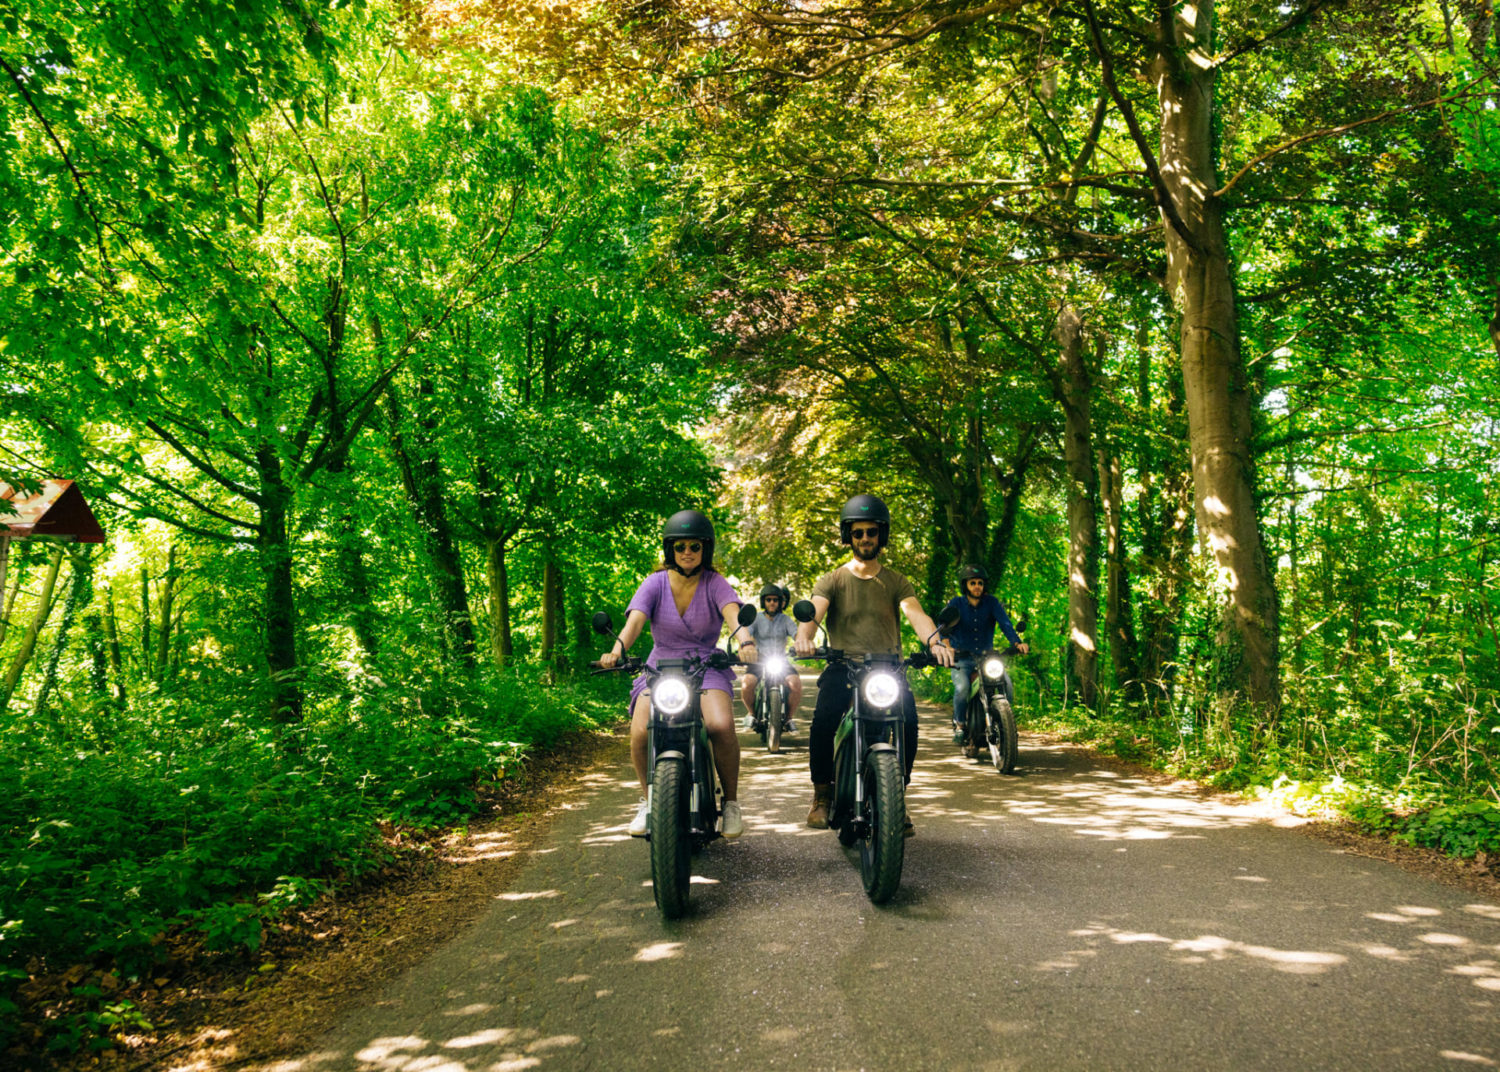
[752,658,792,729]
[644,660,718,845]
[832,655,907,837]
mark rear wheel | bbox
[988,695,1019,775]
[859,749,905,903]
[650,758,691,919]
[766,689,783,753]
[964,688,984,760]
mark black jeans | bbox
[809,664,918,785]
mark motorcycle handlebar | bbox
[949,646,1024,659]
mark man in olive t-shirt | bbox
[794,494,953,830]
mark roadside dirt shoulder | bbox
[47,729,629,1072]
[1025,730,1500,902]
[49,725,1496,1071]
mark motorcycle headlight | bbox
[763,655,788,677]
[862,671,901,709]
[654,676,691,716]
[982,656,1006,681]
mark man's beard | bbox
[852,542,881,561]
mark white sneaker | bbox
[628,798,649,837]
[720,801,744,839]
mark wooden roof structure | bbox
[1,480,105,543]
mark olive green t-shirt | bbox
[811,563,917,656]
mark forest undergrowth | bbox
[0,660,621,1059]
[914,650,1500,863]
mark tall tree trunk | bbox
[987,429,1038,588]
[1052,303,1100,709]
[485,537,513,669]
[1,544,64,712]
[34,548,93,717]
[926,496,955,610]
[384,380,476,667]
[138,561,152,680]
[1490,276,1500,360]
[154,542,176,682]
[1100,444,1142,703]
[84,611,108,695]
[104,584,126,703]
[1133,324,1194,708]
[258,446,302,723]
[0,533,12,647]
[1152,0,1280,705]
[541,553,561,675]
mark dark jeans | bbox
[809,664,918,785]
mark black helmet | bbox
[663,510,715,572]
[839,494,890,547]
[957,563,989,593]
[759,582,786,610]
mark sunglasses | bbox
[850,526,881,539]
[672,541,703,553]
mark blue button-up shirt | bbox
[943,593,1021,653]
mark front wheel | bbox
[860,749,905,904]
[650,757,692,919]
[987,695,1019,775]
[766,689,783,753]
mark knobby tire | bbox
[860,749,905,904]
[989,695,1019,775]
[650,757,692,919]
[766,689,783,753]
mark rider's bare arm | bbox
[599,609,649,668]
[723,602,756,657]
[794,595,830,656]
[900,597,956,667]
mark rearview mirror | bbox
[737,603,758,627]
[1014,615,1028,635]
[793,599,816,623]
[591,611,614,636]
[936,604,962,633]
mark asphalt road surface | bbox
[266,676,1500,1072]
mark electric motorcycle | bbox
[953,646,1022,774]
[748,650,794,753]
[590,604,756,920]
[791,600,956,904]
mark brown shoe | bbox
[806,783,833,828]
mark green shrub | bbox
[0,659,618,989]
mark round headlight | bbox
[982,657,1006,680]
[862,671,901,709]
[764,655,788,676]
[654,676,691,716]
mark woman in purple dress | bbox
[598,510,756,839]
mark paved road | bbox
[267,677,1500,1072]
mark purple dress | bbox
[626,569,742,709]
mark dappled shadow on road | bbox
[261,711,849,1071]
[911,738,1295,843]
[263,702,1500,1071]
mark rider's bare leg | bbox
[702,689,740,800]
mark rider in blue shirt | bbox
[944,564,1027,743]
